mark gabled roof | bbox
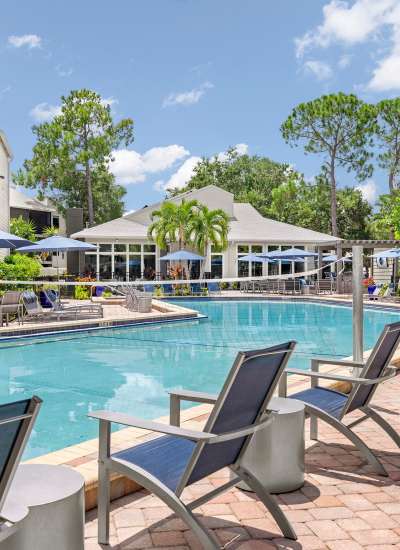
[10,187,56,213]
[71,217,148,239]
[229,203,340,244]
[71,187,340,244]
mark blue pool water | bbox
[0,299,399,459]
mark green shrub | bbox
[74,285,90,300]
[0,254,42,281]
[154,286,164,298]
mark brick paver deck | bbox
[84,374,400,549]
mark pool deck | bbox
[83,369,400,550]
[0,298,200,338]
[22,344,400,548]
[11,293,400,547]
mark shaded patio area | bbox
[84,373,400,549]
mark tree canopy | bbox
[375,98,400,193]
[281,93,376,237]
[15,89,134,226]
[169,149,297,219]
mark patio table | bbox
[236,397,305,493]
[1,464,85,550]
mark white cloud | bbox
[338,53,352,68]
[295,0,395,58]
[8,34,42,49]
[29,95,119,123]
[30,102,61,122]
[356,179,377,204]
[163,156,202,191]
[162,81,213,107]
[110,145,189,185]
[303,60,333,80]
[217,143,249,161]
[101,97,118,108]
[55,65,73,77]
[295,0,400,91]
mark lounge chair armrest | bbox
[311,357,365,369]
[88,410,215,442]
[208,412,276,444]
[285,367,397,385]
[168,390,218,404]
[169,390,218,426]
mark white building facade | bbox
[0,130,12,238]
[72,185,340,281]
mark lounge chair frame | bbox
[0,396,42,540]
[90,343,297,548]
[279,321,400,476]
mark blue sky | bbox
[2,0,400,212]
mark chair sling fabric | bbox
[91,341,298,547]
[186,342,294,487]
[0,396,42,514]
[345,321,400,414]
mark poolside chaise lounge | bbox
[21,291,83,322]
[0,291,23,326]
[42,289,103,318]
[207,281,221,295]
[89,341,298,548]
[279,321,400,476]
[0,396,42,543]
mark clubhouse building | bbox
[72,185,340,281]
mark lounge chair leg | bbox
[114,464,220,549]
[310,415,318,440]
[98,461,111,545]
[234,466,297,540]
[307,407,388,476]
[363,406,400,448]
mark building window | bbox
[251,245,262,277]
[99,243,112,252]
[237,245,250,277]
[99,255,112,279]
[84,254,97,278]
[114,255,127,281]
[114,243,127,253]
[211,255,223,278]
[129,255,141,280]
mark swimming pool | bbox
[1,299,399,459]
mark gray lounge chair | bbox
[21,291,79,322]
[42,289,103,318]
[0,291,23,326]
[279,321,400,476]
[0,396,42,542]
[89,341,297,548]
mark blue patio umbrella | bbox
[263,247,318,260]
[0,229,33,249]
[17,235,97,254]
[238,253,276,263]
[160,250,205,261]
[372,248,400,259]
[323,254,352,263]
[18,235,97,288]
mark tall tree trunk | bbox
[329,158,338,237]
[85,160,94,227]
[389,169,395,194]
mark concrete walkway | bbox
[84,374,400,549]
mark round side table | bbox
[237,397,305,494]
[1,464,85,550]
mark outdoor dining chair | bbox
[279,321,400,476]
[89,341,297,548]
[0,396,42,543]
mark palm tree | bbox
[148,199,199,249]
[189,205,229,277]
